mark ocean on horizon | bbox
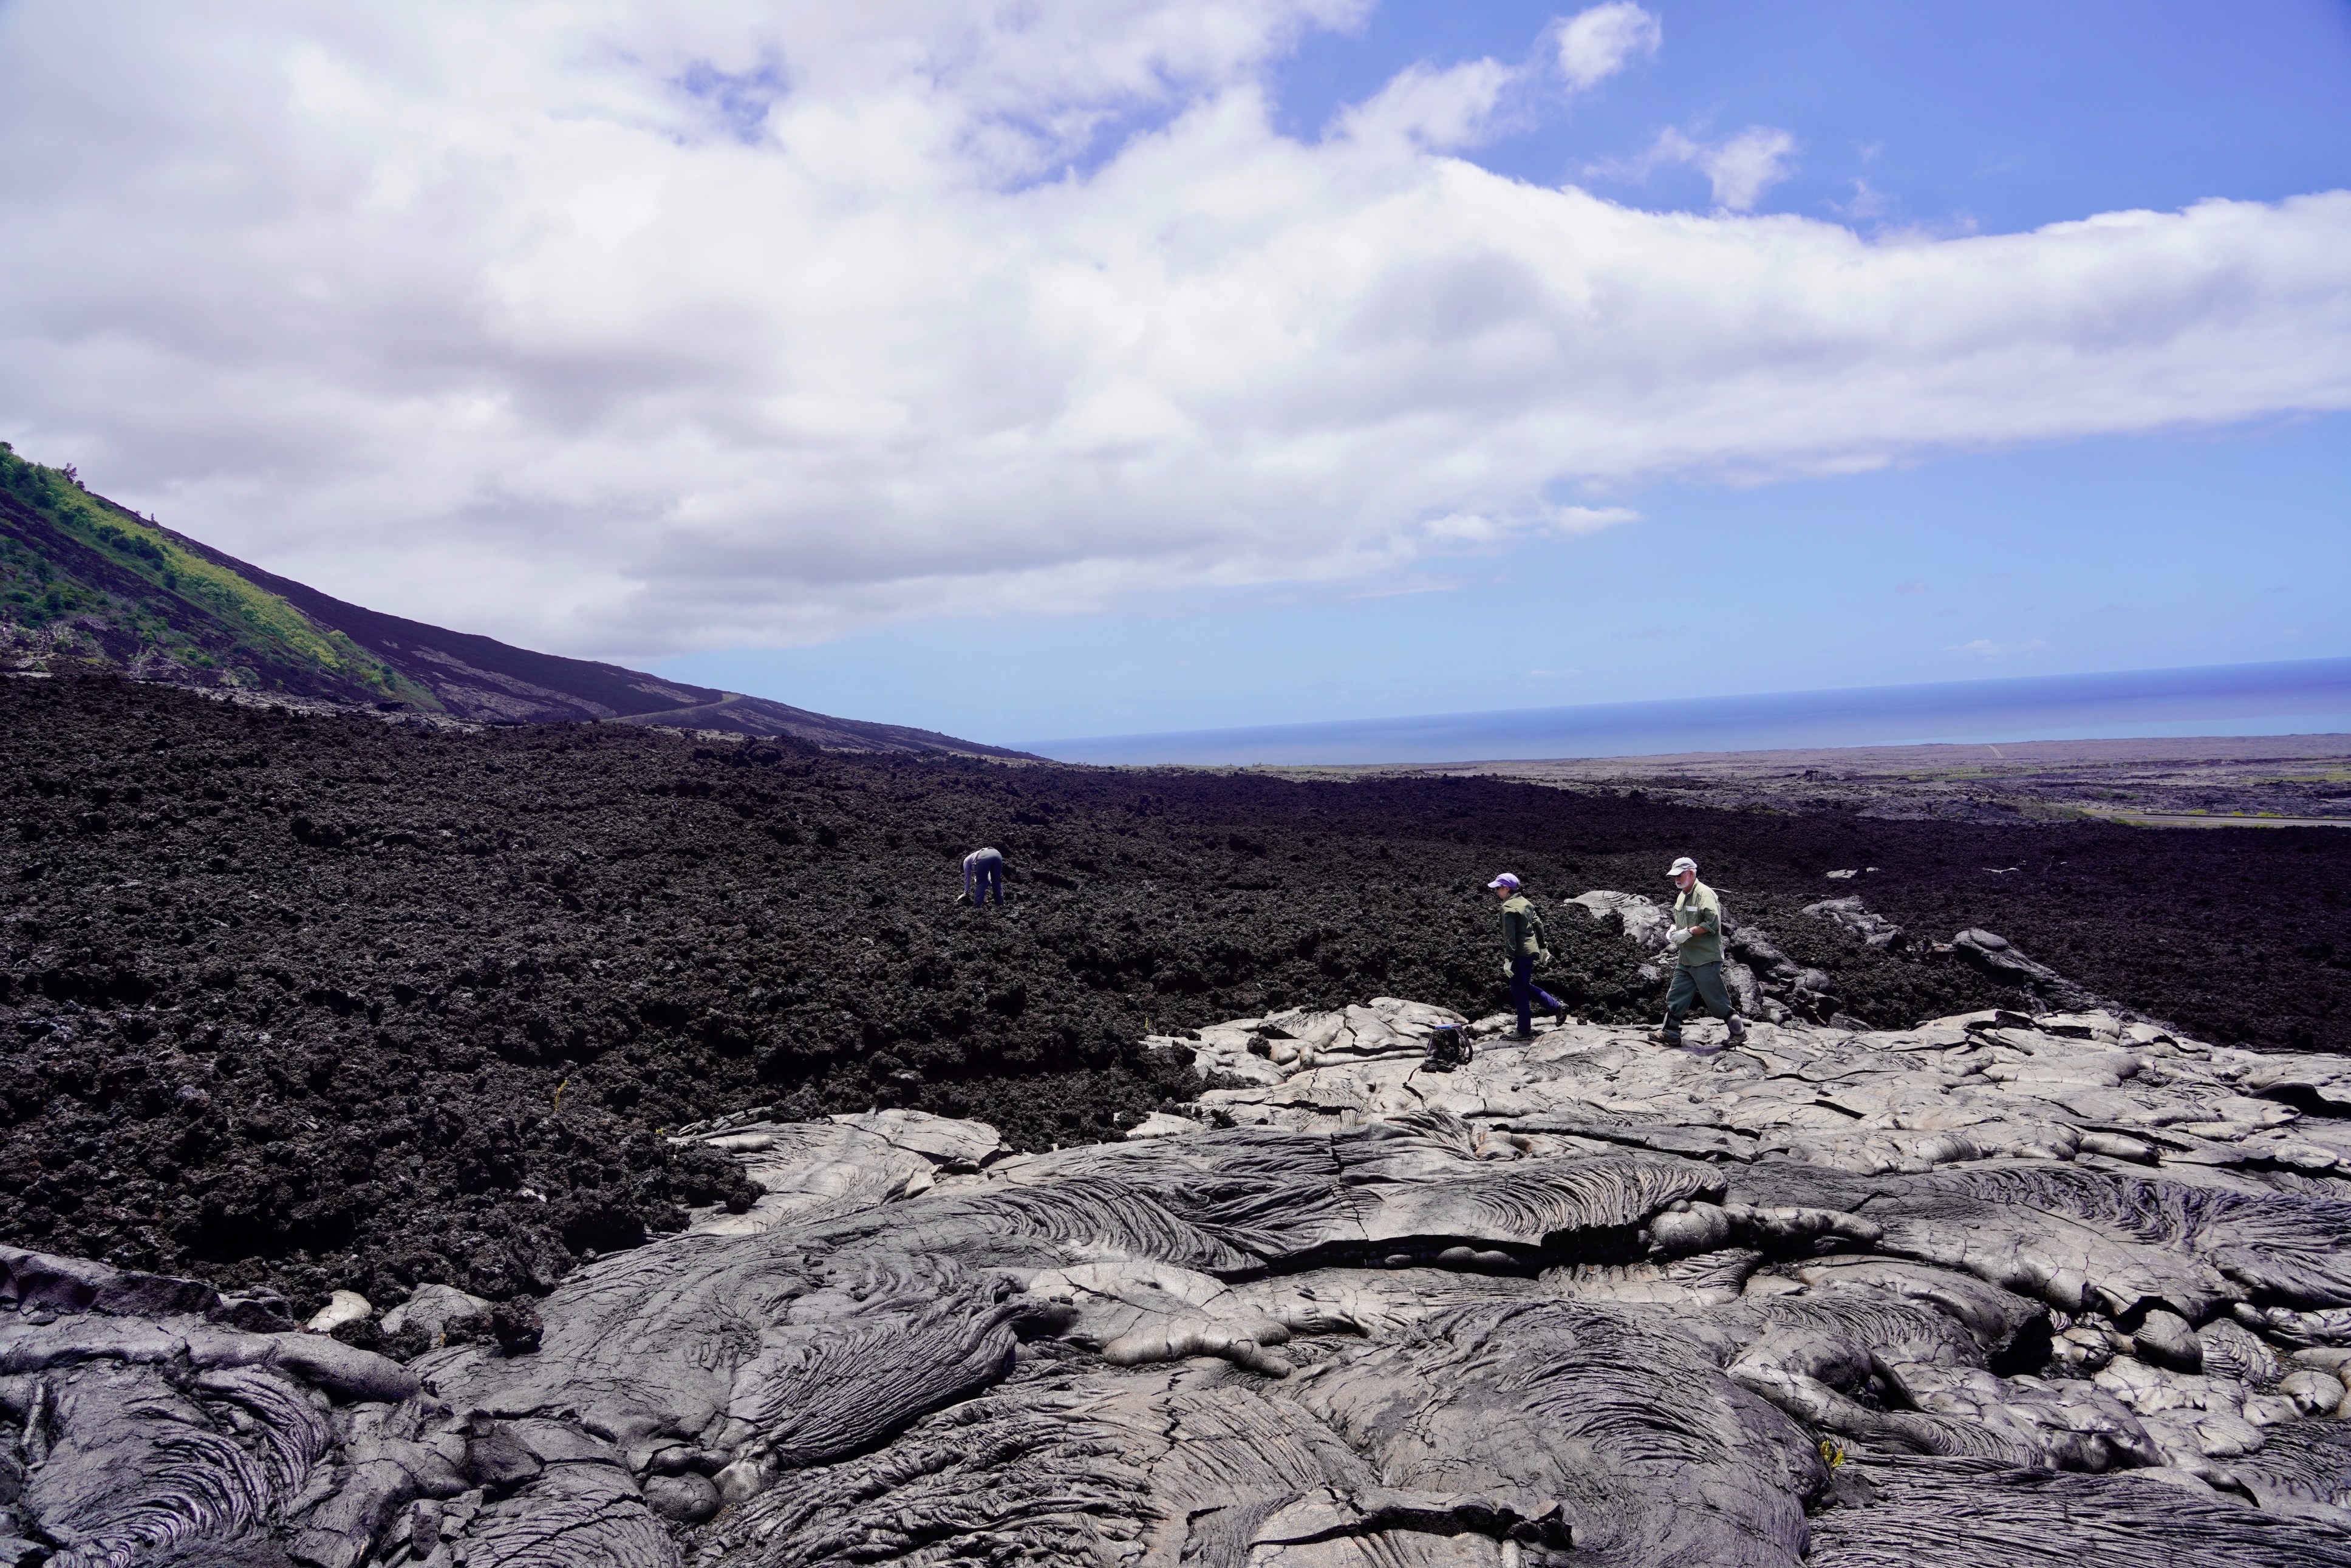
[1026,656,2351,767]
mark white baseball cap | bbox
[1667,856,1698,878]
[1486,872,1521,890]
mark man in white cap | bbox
[1489,873,1568,1039]
[1659,856,1745,1050]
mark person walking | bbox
[1489,873,1569,1040]
[962,846,1005,906]
[1657,855,1747,1050]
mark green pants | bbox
[1663,961,1738,1035]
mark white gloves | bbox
[1501,957,1513,978]
[1667,925,1692,947]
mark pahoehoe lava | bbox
[6,671,2351,1566]
[17,998,2351,1564]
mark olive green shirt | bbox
[1671,880,1725,968]
[1499,893,1547,958]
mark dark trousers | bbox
[1511,954,1563,1035]
[1663,961,1738,1037]
[972,858,1003,905]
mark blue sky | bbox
[658,414,2349,743]
[3,1,2347,752]
[1277,1,2351,233]
[649,1,2351,745]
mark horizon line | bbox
[1022,653,2351,766]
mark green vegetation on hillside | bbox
[0,443,440,708]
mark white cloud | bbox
[1552,3,1662,90]
[1591,123,1798,211]
[1421,503,1637,545]
[1337,56,1522,152]
[1696,126,1798,211]
[1548,504,1641,534]
[1836,177,1894,223]
[1336,4,1659,152]
[1,2,2347,663]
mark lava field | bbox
[3,670,2346,1320]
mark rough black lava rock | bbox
[0,667,2346,1329]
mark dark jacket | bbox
[1499,893,1547,958]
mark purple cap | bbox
[1487,873,1521,890]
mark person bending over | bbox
[1490,872,1568,1040]
[962,846,1005,906]
[1659,855,1747,1051]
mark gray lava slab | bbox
[12,1007,2351,1566]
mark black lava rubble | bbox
[2,670,2347,1326]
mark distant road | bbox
[609,690,752,723]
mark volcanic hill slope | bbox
[0,443,1026,755]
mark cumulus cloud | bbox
[1552,2,1662,90]
[1,2,2347,662]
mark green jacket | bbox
[1499,893,1547,958]
[1672,880,1725,968]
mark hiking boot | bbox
[1650,1029,1684,1049]
[1727,1017,1749,1046]
[1511,1030,1537,1042]
[1552,1001,1571,1027]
